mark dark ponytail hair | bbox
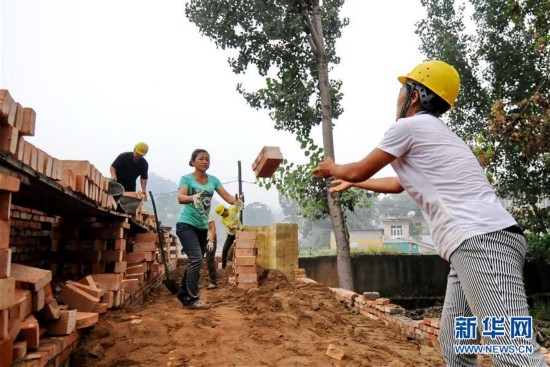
[189,149,209,167]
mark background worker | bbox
[214,203,243,269]
[205,214,217,289]
[312,60,545,366]
[110,142,149,200]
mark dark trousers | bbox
[205,239,217,284]
[176,222,207,303]
[221,234,236,268]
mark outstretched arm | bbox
[312,148,396,183]
[330,177,403,194]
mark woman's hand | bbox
[311,158,335,178]
[329,179,354,193]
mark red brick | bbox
[133,241,156,252]
[20,108,36,137]
[236,273,258,283]
[14,289,32,321]
[0,173,20,192]
[10,264,52,291]
[17,314,39,350]
[0,277,15,309]
[0,337,13,367]
[235,231,257,241]
[75,312,98,330]
[12,341,26,362]
[252,146,283,178]
[90,273,122,291]
[66,281,103,298]
[125,252,146,264]
[0,248,11,278]
[0,125,19,155]
[47,309,76,336]
[234,256,256,266]
[57,283,99,312]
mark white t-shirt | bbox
[377,113,516,260]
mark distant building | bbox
[330,215,436,254]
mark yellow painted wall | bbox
[245,223,298,280]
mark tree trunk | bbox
[311,2,354,291]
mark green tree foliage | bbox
[185,0,360,289]
[417,0,550,234]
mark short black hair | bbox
[406,81,451,116]
[189,149,209,167]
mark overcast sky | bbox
[0,0,425,210]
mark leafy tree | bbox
[417,0,550,235]
[185,0,363,289]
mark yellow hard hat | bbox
[214,204,225,216]
[398,60,460,107]
[134,142,149,156]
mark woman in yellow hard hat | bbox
[312,61,545,366]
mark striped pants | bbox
[439,229,547,366]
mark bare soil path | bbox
[74,266,447,367]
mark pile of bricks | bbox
[233,231,258,290]
[0,89,181,365]
[59,160,116,210]
[1,262,84,367]
[9,207,54,267]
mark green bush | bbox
[526,233,550,263]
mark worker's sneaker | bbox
[206,283,217,290]
[185,299,210,310]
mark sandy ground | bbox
[73,263,449,367]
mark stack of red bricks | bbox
[0,90,119,212]
[60,160,116,210]
[1,262,88,367]
[293,268,306,279]
[50,218,130,278]
[9,206,54,267]
[296,277,444,348]
[233,231,258,290]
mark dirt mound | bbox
[75,264,445,367]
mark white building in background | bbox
[329,215,436,255]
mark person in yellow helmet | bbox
[110,142,149,199]
[214,203,243,269]
[312,60,545,366]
